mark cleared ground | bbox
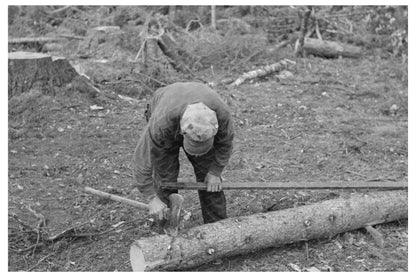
[8,53,407,271]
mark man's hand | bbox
[205,172,222,192]
[148,195,167,220]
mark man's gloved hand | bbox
[148,195,167,220]
[205,172,222,192]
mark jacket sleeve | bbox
[132,123,180,201]
[208,110,234,176]
[131,126,157,201]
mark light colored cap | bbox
[180,102,218,156]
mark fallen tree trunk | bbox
[8,52,78,98]
[229,59,296,88]
[130,190,407,271]
[302,38,361,58]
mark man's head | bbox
[180,102,218,156]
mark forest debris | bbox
[389,104,399,115]
[42,42,64,53]
[365,225,385,248]
[276,70,294,80]
[306,266,321,272]
[229,59,296,88]
[117,94,140,104]
[93,26,121,33]
[90,105,104,111]
[288,263,302,272]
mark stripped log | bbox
[303,38,362,58]
[229,59,296,88]
[130,190,407,271]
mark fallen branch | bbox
[229,59,296,88]
[365,225,385,248]
[46,5,72,15]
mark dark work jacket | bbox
[132,82,234,200]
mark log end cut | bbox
[130,235,174,271]
[130,242,147,272]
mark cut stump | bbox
[130,190,407,271]
[8,52,78,98]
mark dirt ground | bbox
[8,47,408,271]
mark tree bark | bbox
[8,52,78,98]
[130,190,407,271]
[302,38,362,58]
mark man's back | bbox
[149,82,230,139]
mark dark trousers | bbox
[158,148,227,224]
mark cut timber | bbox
[8,52,78,98]
[303,38,361,58]
[161,181,407,190]
[130,190,407,271]
[229,59,296,88]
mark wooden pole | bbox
[130,190,407,271]
[160,181,407,190]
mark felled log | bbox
[130,190,407,271]
[229,59,296,88]
[302,38,361,58]
[8,52,78,98]
[8,35,84,44]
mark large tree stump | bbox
[130,190,407,271]
[8,52,78,98]
[303,38,361,58]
